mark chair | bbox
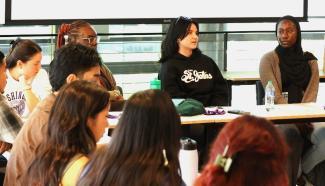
[0,155,7,185]
[256,80,265,105]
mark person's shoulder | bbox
[199,53,212,60]
[24,94,55,126]
[260,50,278,65]
[261,50,276,59]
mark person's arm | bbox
[160,62,187,98]
[302,60,319,103]
[259,52,286,104]
[211,61,229,106]
[0,96,23,144]
[19,75,40,114]
[31,69,52,100]
[99,64,123,101]
[23,88,40,113]
[0,141,12,154]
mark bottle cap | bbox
[150,78,161,89]
[180,137,197,150]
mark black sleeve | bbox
[160,61,187,98]
[211,61,229,106]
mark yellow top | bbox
[61,154,89,186]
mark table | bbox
[222,71,325,105]
[222,71,325,85]
[107,103,325,128]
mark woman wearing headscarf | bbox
[260,15,324,186]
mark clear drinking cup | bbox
[282,92,288,103]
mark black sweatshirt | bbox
[160,51,229,106]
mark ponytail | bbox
[57,23,71,49]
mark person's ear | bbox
[17,60,24,68]
[66,73,78,84]
[17,60,24,76]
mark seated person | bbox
[259,15,323,185]
[56,20,124,110]
[22,80,110,185]
[159,16,229,167]
[4,39,52,118]
[195,115,289,186]
[0,50,23,149]
[0,50,23,177]
[159,16,229,107]
[4,44,102,186]
[77,89,183,185]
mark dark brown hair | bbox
[6,38,42,69]
[78,89,182,186]
[23,80,110,185]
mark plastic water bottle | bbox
[150,78,161,89]
[265,80,275,111]
[179,137,198,186]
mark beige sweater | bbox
[259,50,319,104]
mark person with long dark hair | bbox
[22,80,110,185]
[159,16,228,107]
[57,20,123,110]
[260,15,324,186]
[195,115,289,186]
[4,39,52,118]
[159,16,229,167]
[5,44,102,186]
[0,51,23,177]
[77,89,183,186]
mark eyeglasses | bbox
[80,36,100,44]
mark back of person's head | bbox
[0,50,6,93]
[159,16,200,63]
[49,43,101,91]
[0,50,4,65]
[78,89,182,186]
[48,80,109,154]
[56,20,95,48]
[24,80,110,185]
[195,115,288,186]
[6,38,42,69]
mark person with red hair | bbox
[195,115,289,186]
[56,20,124,110]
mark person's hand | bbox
[18,73,36,91]
[108,90,123,101]
[0,141,12,154]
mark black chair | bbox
[256,80,265,105]
[0,155,7,186]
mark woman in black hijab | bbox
[260,15,322,186]
[275,15,317,103]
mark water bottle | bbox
[265,80,275,111]
[179,137,198,186]
[150,78,161,89]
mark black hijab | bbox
[275,15,316,103]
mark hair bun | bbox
[10,38,21,49]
